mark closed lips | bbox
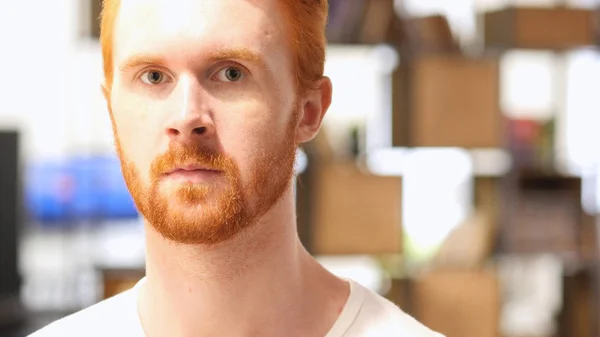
[166,165,220,174]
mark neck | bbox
[138,188,349,337]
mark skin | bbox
[102,0,348,336]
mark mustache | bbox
[150,144,233,178]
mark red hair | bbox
[100,0,328,94]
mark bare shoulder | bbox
[351,282,445,337]
[27,289,141,337]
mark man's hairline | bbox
[102,0,325,97]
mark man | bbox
[31,0,443,336]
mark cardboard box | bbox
[326,0,369,43]
[484,7,595,50]
[392,55,503,148]
[414,269,500,337]
[559,267,596,337]
[310,163,403,255]
[358,0,396,44]
[100,268,145,299]
[580,212,598,261]
[385,277,414,314]
[433,211,496,270]
[501,174,583,256]
[391,14,460,54]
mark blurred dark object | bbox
[0,310,74,337]
[483,7,596,50]
[326,0,404,46]
[508,118,556,172]
[501,172,584,258]
[558,265,600,337]
[90,0,102,38]
[0,295,25,331]
[386,277,414,315]
[579,212,599,263]
[0,131,25,328]
[99,267,145,300]
[349,126,361,158]
[358,0,396,44]
[0,311,68,337]
[326,0,369,43]
[391,14,460,55]
[391,54,504,148]
[327,2,462,51]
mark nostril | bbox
[192,127,206,135]
[167,128,180,137]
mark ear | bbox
[295,76,332,144]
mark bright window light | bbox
[401,148,474,262]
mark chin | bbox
[151,205,245,245]
[157,182,212,203]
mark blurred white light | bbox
[323,44,397,154]
[469,148,512,176]
[401,148,474,261]
[371,44,399,74]
[366,147,511,177]
[365,147,410,176]
[294,148,308,175]
[563,50,600,176]
[501,51,556,119]
[316,255,388,294]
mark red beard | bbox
[113,112,298,245]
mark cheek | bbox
[214,100,288,182]
[217,121,266,185]
[110,94,160,178]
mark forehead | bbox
[113,0,288,68]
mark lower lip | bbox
[164,169,221,184]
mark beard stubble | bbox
[111,110,299,245]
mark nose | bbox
[165,75,215,143]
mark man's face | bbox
[107,0,300,244]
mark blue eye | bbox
[141,70,167,85]
[216,66,244,82]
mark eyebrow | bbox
[119,55,168,73]
[118,48,267,73]
[207,48,263,64]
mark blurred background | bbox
[2,0,600,336]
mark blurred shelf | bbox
[482,6,598,52]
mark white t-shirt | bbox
[29,278,443,337]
